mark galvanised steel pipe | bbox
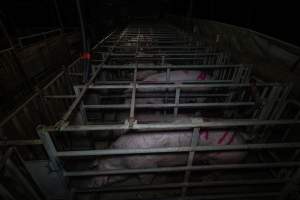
[63,162,300,177]
[56,142,300,157]
[45,119,300,132]
[75,179,288,192]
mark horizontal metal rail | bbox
[107,57,220,61]
[98,53,221,57]
[98,45,207,49]
[82,82,284,90]
[83,102,255,110]
[98,64,248,69]
[45,119,300,132]
[0,47,14,54]
[56,142,300,157]
[64,162,300,177]
[0,140,42,146]
[142,192,279,200]
[44,95,76,99]
[94,80,234,84]
[79,93,230,99]
[75,179,288,192]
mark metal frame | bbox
[1,23,298,199]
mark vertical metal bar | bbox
[74,86,88,124]
[174,87,180,117]
[76,0,89,83]
[164,67,171,118]
[36,126,70,199]
[129,67,137,122]
[166,67,171,81]
[181,127,199,197]
[161,55,165,65]
[53,0,64,30]
[37,126,59,169]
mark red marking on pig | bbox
[197,72,207,80]
[199,130,209,141]
[218,131,229,144]
[227,133,235,145]
[204,130,208,140]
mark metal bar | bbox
[43,71,65,90]
[85,93,229,99]
[103,53,222,56]
[83,102,255,110]
[95,80,234,84]
[75,178,288,192]
[155,192,279,200]
[56,142,300,157]
[36,126,70,198]
[60,28,128,124]
[98,64,248,69]
[181,128,199,197]
[84,83,285,90]
[44,95,76,99]
[46,119,300,132]
[37,126,59,169]
[74,86,87,124]
[129,67,137,120]
[64,162,300,177]
[174,87,180,116]
[108,57,219,61]
[99,45,207,49]
[0,140,42,146]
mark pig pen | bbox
[36,23,300,200]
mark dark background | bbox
[1,0,299,46]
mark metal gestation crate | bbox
[36,24,300,200]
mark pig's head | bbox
[88,158,128,187]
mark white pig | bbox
[132,70,212,105]
[89,119,246,187]
[142,70,211,83]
